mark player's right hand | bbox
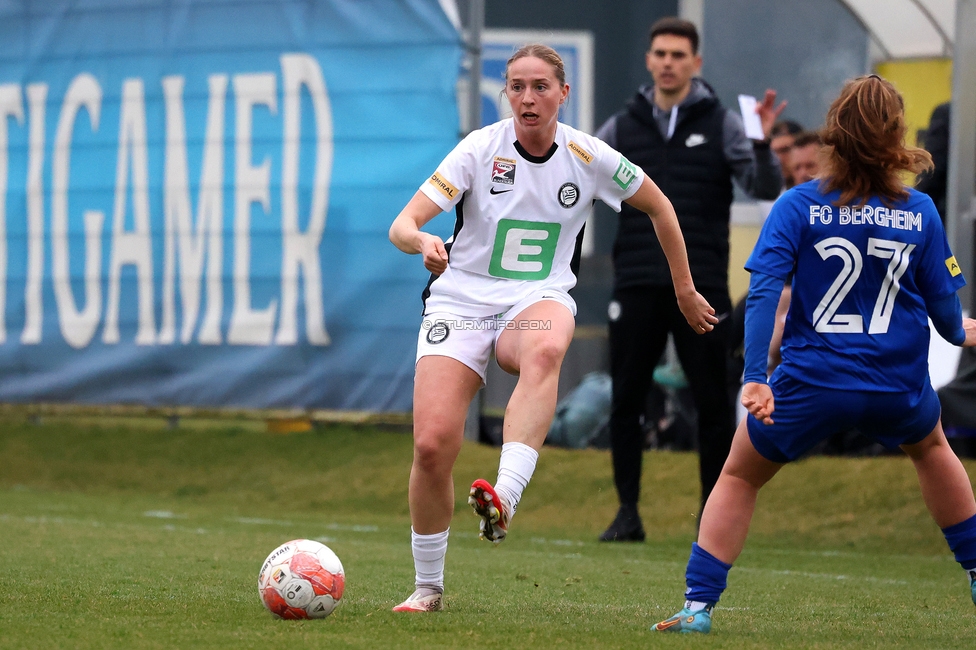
[420,234,449,275]
[741,382,775,425]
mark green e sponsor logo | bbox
[488,219,561,280]
[612,156,638,190]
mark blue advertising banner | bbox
[0,0,462,410]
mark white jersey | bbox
[419,118,645,317]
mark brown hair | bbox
[771,120,803,137]
[819,75,932,207]
[506,44,565,87]
[649,17,699,54]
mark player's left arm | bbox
[927,292,976,346]
[915,199,971,346]
[624,176,717,333]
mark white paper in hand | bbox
[737,94,765,141]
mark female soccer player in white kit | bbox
[389,44,717,612]
[654,75,976,634]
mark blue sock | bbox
[684,542,732,605]
[942,513,976,570]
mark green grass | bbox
[0,412,974,648]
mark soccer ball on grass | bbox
[258,539,345,619]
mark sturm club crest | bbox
[558,182,579,208]
[426,321,450,344]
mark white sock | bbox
[494,441,539,519]
[684,600,711,612]
[411,527,448,591]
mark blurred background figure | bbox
[915,101,950,222]
[770,120,804,189]
[789,131,823,185]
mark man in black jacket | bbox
[916,101,949,221]
[596,17,784,541]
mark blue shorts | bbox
[746,372,941,463]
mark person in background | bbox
[770,120,804,189]
[788,131,822,186]
[654,74,976,635]
[916,101,950,222]
[595,17,783,542]
[388,44,715,613]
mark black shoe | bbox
[599,505,646,542]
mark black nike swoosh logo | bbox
[489,187,513,195]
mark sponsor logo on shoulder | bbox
[558,182,580,208]
[612,156,638,191]
[567,141,593,164]
[685,133,707,147]
[428,172,458,200]
[492,156,516,185]
[947,255,962,277]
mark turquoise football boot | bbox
[652,605,713,634]
[970,570,975,607]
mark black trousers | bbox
[608,285,735,512]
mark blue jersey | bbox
[746,181,966,392]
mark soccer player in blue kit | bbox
[654,75,976,634]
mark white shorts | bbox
[416,289,575,382]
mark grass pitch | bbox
[0,411,974,648]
